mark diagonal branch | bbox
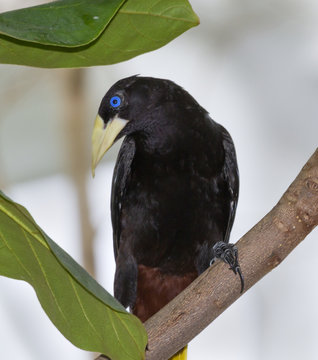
[96,148,318,360]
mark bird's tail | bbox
[169,345,187,360]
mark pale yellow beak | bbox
[91,114,128,177]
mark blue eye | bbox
[110,95,121,108]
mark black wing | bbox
[221,127,239,243]
[111,136,136,259]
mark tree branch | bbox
[96,148,318,360]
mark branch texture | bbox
[97,148,318,360]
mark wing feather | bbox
[111,137,136,259]
[221,127,239,243]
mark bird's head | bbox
[91,75,204,176]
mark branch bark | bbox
[96,148,318,360]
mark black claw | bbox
[211,241,244,293]
[236,266,244,293]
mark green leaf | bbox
[0,0,199,68]
[0,191,147,360]
[0,0,125,47]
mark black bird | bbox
[91,76,243,359]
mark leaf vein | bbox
[0,200,48,249]
[119,9,196,23]
[114,311,145,359]
[147,0,166,12]
[68,275,104,342]
[0,228,34,281]
[23,229,69,325]
[126,15,160,46]
[106,307,139,360]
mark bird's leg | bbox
[210,241,244,293]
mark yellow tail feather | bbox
[169,345,187,360]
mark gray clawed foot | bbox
[210,241,244,293]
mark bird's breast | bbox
[119,152,225,273]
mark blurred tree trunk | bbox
[62,69,96,276]
[0,69,43,189]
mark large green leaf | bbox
[0,0,199,68]
[0,0,125,47]
[0,191,147,360]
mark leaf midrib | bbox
[120,9,196,23]
[0,201,49,249]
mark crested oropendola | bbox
[92,76,243,360]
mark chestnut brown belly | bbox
[133,264,197,322]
